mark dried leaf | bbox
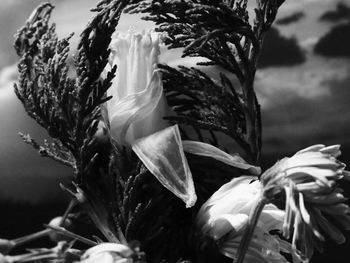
[132,125,197,207]
[182,140,261,175]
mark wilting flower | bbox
[196,176,292,262]
[261,144,350,261]
[105,30,169,146]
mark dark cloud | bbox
[314,22,350,57]
[276,11,305,25]
[0,81,73,204]
[319,2,350,23]
[262,70,350,159]
[258,27,306,68]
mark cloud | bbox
[314,22,350,57]
[257,27,306,68]
[319,2,350,22]
[0,64,17,97]
[256,54,349,107]
[276,11,305,25]
[261,66,350,157]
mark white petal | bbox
[320,145,341,157]
[205,176,258,207]
[209,213,248,240]
[295,145,325,154]
[182,140,261,175]
[259,205,285,231]
[286,167,333,187]
[298,193,311,225]
[82,243,133,260]
[109,71,163,144]
[132,125,197,207]
[288,152,339,169]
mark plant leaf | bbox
[182,140,261,175]
[132,125,197,207]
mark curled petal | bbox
[319,145,341,157]
[109,71,163,144]
[82,243,133,259]
[298,193,311,225]
[259,206,285,232]
[132,125,197,207]
[81,243,133,263]
[209,213,248,240]
[296,144,325,154]
[106,30,170,145]
[204,176,258,207]
[287,152,340,169]
[182,140,261,175]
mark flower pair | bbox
[104,30,350,263]
[103,30,260,208]
[197,145,350,263]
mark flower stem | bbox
[44,224,97,246]
[234,196,267,263]
[13,229,51,246]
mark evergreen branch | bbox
[159,64,250,156]
[19,133,75,168]
[128,0,285,163]
[13,0,131,249]
[13,1,130,176]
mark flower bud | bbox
[105,30,170,146]
[48,216,74,243]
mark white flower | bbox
[196,176,292,262]
[80,243,134,263]
[261,144,350,261]
[106,30,169,145]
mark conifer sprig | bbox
[127,0,284,163]
[13,0,130,179]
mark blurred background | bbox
[0,0,349,262]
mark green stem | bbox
[44,224,97,246]
[59,199,77,226]
[235,196,267,263]
[13,229,51,246]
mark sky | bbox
[0,0,350,204]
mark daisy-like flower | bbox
[261,144,350,262]
[196,176,292,263]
